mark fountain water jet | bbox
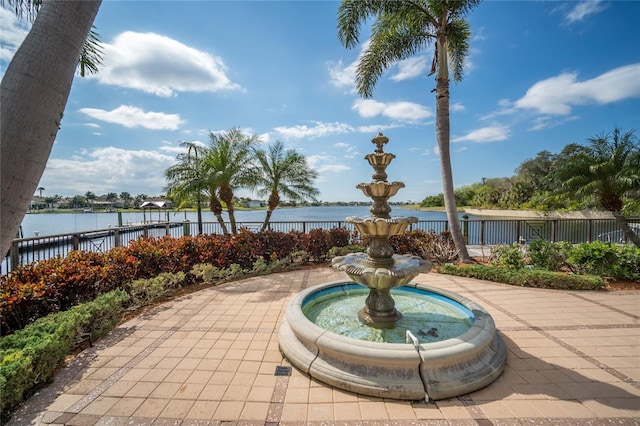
[279,133,506,400]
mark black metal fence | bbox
[3,218,638,275]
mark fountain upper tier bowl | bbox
[345,215,417,237]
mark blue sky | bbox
[1,0,639,203]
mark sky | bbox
[1,0,639,203]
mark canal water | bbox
[19,206,465,237]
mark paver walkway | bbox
[8,268,640,425]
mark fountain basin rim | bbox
[287,280,494,352]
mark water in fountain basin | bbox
[302,283,473,344]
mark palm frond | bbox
[78,27,103,76]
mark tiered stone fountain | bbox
[279,133,506,401]
[332,133,432,327]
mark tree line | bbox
[421,128,640,246]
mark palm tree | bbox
[337,0,479,262]
[549,128,640,247]
[205,128,261,234]
[164,141,207,234]
[37,187,45,197]
[119,192,131,208]
[251,141,320,231]
[1,0,102,256]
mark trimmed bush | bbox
[527,239,570,271]
[490,243,526,269]
[565,241,640,280]
[0,229,351,335]
[439,264,606,290]
[0,289,129,420]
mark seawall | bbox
[464,209,614,219]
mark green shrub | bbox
[0,289,129,420]
[565,241,640,280]
[528,239,571,271]
[329,244,366,257]
[1,229,353,335]
[490,243,526,269]
[439,264,606,290]
[125,272,186,308]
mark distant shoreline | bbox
[461,209,613,219]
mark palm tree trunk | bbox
[261,192,279,232]
[1,0,102,257]
[435,35,471,263]
[209,197,229,235]
[196,197,203,235]
[219,185,237,234]
[611,211,640,247]
[261,209,274,232]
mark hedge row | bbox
[0,228,351,335]
[439,264,607,290]
[0,289,130,419]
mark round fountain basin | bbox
[279,280,506,401]
[303,284,473,343]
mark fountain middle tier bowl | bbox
[346,215,418,237]
[356,181,405,198]
[279,281,506,401]
[332,253,431,289]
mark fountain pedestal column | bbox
[334,133,431,328]
[360,288,402,326]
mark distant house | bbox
[247,200,265,208]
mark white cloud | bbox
[352,99,432,122]
[391,56,428,81]
[328,59,358,93]
[327,40,371,93]
[91,31,243,97]
[566,0,606,23]
[307,154,350,175]
[528,115,579,131]
[514,64,640,115]
[334,142,360,158]
[451,102,466,112]
[273,121,355,140]
[356,124,404,134]
[40,147,175,196]
[79,105,185,130]
[0,8,30,63]
[452,125,511,143]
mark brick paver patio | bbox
[8,268,640,425]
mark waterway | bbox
[19,206,465,238]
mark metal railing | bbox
[3,218,638,275]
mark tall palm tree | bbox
[84,191,96,207]
[206,128,261,234]
[37,187,45,197]
[119,192,131,208]
[337,0,479,262]
[1,0,102,256]
[164,141,207,234]
[251,141,320,231]
[550,128,640,247]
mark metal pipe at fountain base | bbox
[406,330,431,404]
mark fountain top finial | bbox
[372,133,388,153]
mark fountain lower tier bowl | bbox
[332,253,432,289]
[279,281,507,401]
